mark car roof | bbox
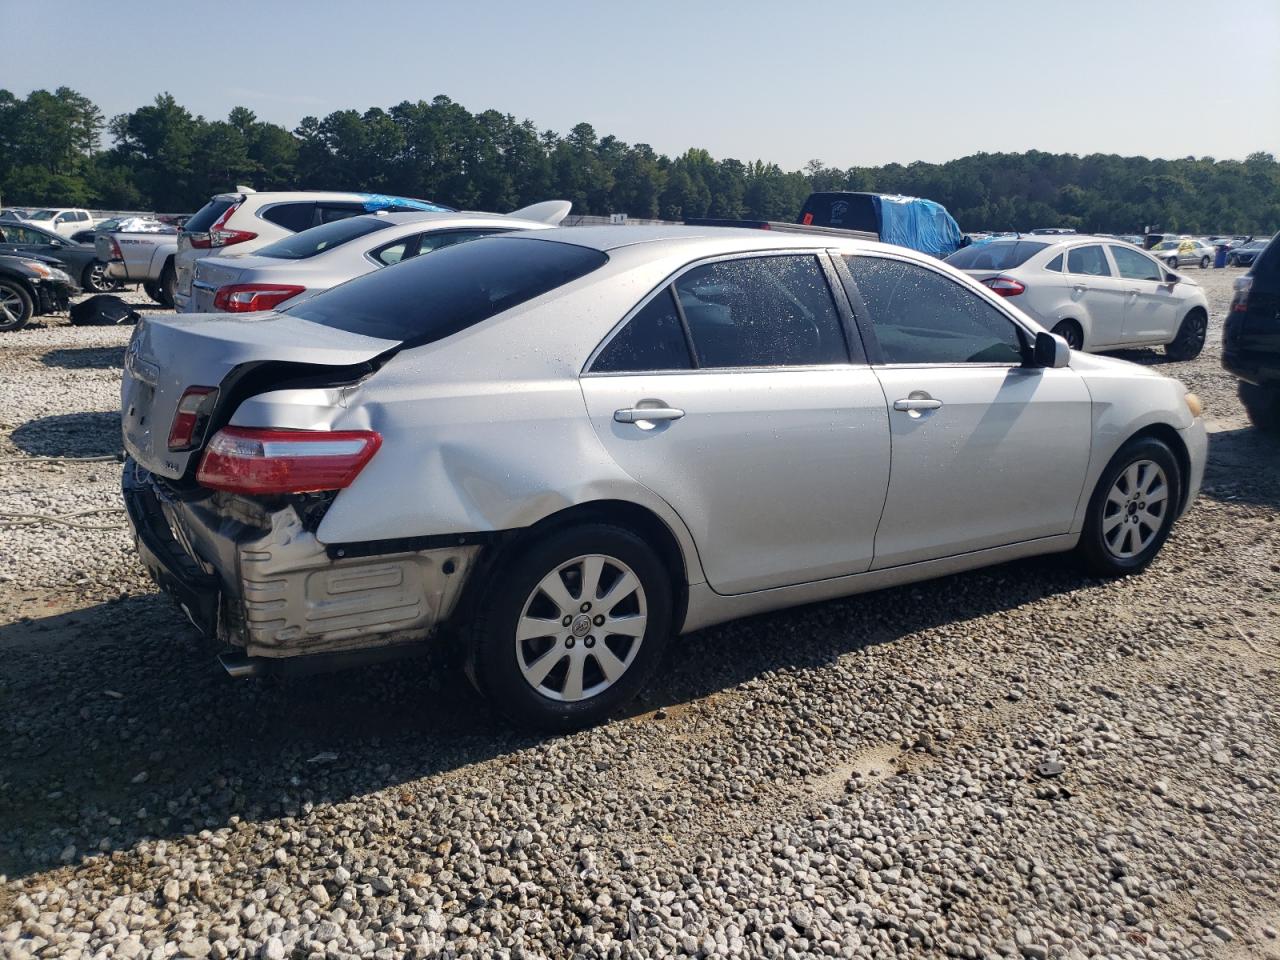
[513,224,893,255]
[353,210,553,228]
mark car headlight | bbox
[48,267,71,283]
[21,260,52,278]
[1184,392,1203,418]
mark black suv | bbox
[1224,233,1280,431]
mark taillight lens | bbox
[212,284,305,313]
[196,427,382,495]
[167,386,218,451]
[107,237,124,261]
[188,201,256,249]
[983,276,1026,297]
[1230,275,1252,313]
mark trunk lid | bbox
[122,313,398,479]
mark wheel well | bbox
[162,255,175,275]
[453,500,691,646]
[1129,423,1193,515]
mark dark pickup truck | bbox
[687,191,964,258]
[1224,232,1280,432]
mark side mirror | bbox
[1164,272,1178,284]
[1034,330,1071,368]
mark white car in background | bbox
[185,203,570,314]
[21,208,99,237]
[173,189,455,312]
[946,236,1210,359]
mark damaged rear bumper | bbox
[122,459,480,672]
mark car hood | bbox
[121,312,399,479]
[1067,350,1169,380]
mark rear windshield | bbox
[946,241,1049,270]
[255,217,393,260]
[799,193,879,232]
[285,236,609,343]
[184,198,237,233]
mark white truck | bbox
[95,228,179,306]
[21,208,101,238]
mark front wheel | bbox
[1239,381,1280,433]
[0,280,34,332]
[468,523,674,731]
[1166,256,1179,269]
[1164,310,1207,361]
[1075,436,1182,577]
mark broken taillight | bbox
[196,427,382,495]
[166,386,218,451]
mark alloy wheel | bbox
[0,288,25,322]
[1101,459,1168,559]
[514,553,647,702]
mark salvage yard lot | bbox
[1,273,1278,958]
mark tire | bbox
[468,523,674,731]
[0,279,34,332]
[1166,256,1179,269]
[1075,436,1182,577]
[1164,309,1207,361]
[1051,319,1084,351]
[1199,255,1211,269]
[1239,381,1280,433]
[157,264,176,308]
[81,261,120,294]
[143,280,163,303]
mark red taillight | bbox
[189,201,256,249]
[167,386,218,451]
[196,427,382,495]
[212,284,305,313]
[983,276,1026,297]
[107,237,124,261]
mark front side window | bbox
[1110,245,1163,281]
[673,255,848,368]
[592,288,693,373]
[844,255,1025,365]
[1066,245,1112,277]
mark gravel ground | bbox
[0,272,1277,960]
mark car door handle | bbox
[1072,283,1088,293]
[893,398,943,412]
[614,406,685,423]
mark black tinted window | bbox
[417,228,506,254]
[845,256,1024,365]
[674,256,847,368]
[1045,254,1064,272]
[592,288,692,373]
[1110,245,1163,281]
[184,198,236,233]
[256,217,393,260]
[262,202,317,232]
[1067,245,1112,277]
[287,237,608,344]
[946,241,1049,270]
[317,203,368,224]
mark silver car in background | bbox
[187,201,570,313]
[120,227,1206,730]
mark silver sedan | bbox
[187,202,570,313]
[120,227,1207,730]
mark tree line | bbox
[1,87,1277,234]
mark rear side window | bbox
[184,198,237,233]
[317,203,369,224]
[592,289,693,373]
[1045,254,1064,272]
[845,255,1025,365]
[1067,245,1112,277]
[286,237,608,344]
[255,217,393,260]
[1110,245,1163,281]
[417,228,507,254]
[261,202,317,232]
[673,255,848,368]
[945,241,1049,270]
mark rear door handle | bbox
[614,406,685,423]
[893,398,943,412]
[1072,283,1088,293]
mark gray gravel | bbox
[1,271,1278,959]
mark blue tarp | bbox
[358,193,455,213]
[873,195,963,258]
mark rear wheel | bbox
[143,280,163,304]
[1199,255,1211,269]
[1051,319,1084,351]
[0,280,34,332]
[1075,436,1181,577]
[1239,381,1280,433]
[1164,309,1207,361]
[81,261,120,294]
[157,264,176,308]
[468,523,673,731]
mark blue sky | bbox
[4,0,1278,168]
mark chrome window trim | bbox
[581,248,849,377]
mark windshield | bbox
[285,236,608,344]
[946,241,1049,270]
[28,210,56,221]
[256,217,394,260]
